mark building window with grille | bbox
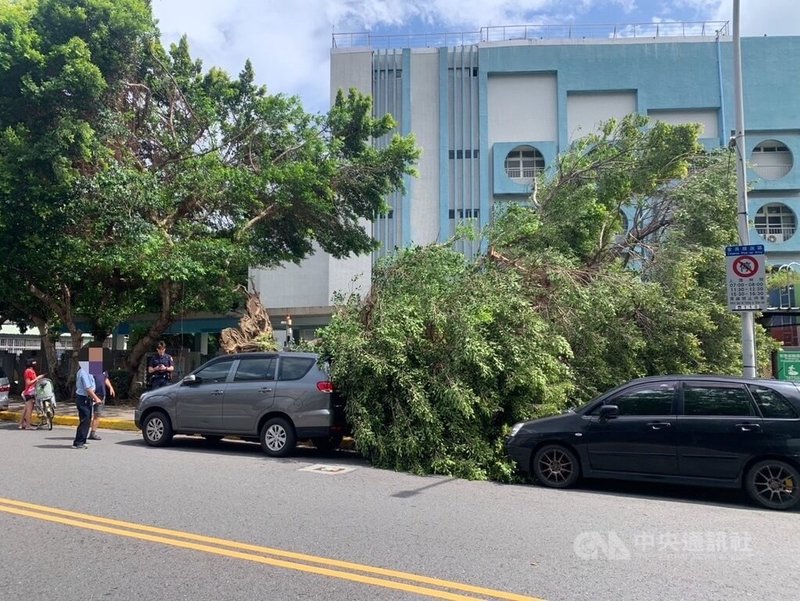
[752,139,793,180]
[504,146,545,183]
[754,203,796,244]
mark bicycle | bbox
[33,377,56,430]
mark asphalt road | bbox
[1,421,797,601]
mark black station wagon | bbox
[506,375,800,510]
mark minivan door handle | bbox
[211,389,224,396]
[646,422,672,430]
[735,423,761,432]
[259,387,273,393]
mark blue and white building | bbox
[253,22,800,344]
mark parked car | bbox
[0,367,9,409]
[506,375,800,510]
[135,352,347,457]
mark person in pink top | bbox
[20,358,42,430]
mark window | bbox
[448,149,479,160]
[602,383,675,416]
[233,356,276,382]
[752,139,793,180]
[683,385,755,416]
[278,357,315,381]
[754,203,796,243]
[504,146,545,182]
[748,385,799,418]
[195,358,234,384]
[448,209,480,219]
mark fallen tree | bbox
[220,288,278,354]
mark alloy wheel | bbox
[146,418,164,442]
[264,424,287,452]
[533,444,580,488]
[538,449,574,484]
[142,411,173,447]
[748,461,799,510]
[259,417,296,457]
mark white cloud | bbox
[671,0,800,35]
[151,0,800,114]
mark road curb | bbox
[0,411,138,432]
[1,410,352,444]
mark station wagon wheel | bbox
[532,444,580,489]
[745,459,800,511]
[260,417,296,458]
[142,411,174,447]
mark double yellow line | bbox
[0,497,544,601]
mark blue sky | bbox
[151,0,799,114]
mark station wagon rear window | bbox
[683,385,755,416]
[748,385,799,418]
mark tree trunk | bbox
[125,280,179,394]
[29,316,65,394]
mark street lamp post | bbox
[732,0,757,378]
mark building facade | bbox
[252,22,800,341]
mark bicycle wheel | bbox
[44,402,54,430]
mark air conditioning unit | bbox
[767,232,785,243]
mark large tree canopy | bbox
[0,0,419,384]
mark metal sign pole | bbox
[732,0,757,378]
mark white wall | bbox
[410,50,440,245]
[648,109,719,139]
[488,73,558,145]
[253,50,377,311]
[250,251,329,308]
[330,49,373,100]
[567,91,637,141]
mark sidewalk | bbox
[0,399,137,431]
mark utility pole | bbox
[732,0,757,378]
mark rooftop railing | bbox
[332,21,730,49]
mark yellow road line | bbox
[0,498,544,601]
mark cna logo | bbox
[573,531,631,560]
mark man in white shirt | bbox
[73,360,102,449]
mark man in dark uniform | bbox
[147,341,174,389]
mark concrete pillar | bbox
[198,332,209,355]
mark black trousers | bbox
[150,377,170,389]
[73,395,92,446]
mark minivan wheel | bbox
[533,444,580,489]
[745,459,800,511]
[142,411,173,447]
[260,417,296,457]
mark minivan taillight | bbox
[0,384,9,393]
[316,381,334,393]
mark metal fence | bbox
[332,21,730,49]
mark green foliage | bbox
[320,245,572,481]
[320,116,777,482]
[107,368,132,402]
[0,0,419,379]
[534,114,701,264]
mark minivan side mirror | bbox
[598,404,619,420]
[182,374,198,385]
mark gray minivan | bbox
[134,352,347,456]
